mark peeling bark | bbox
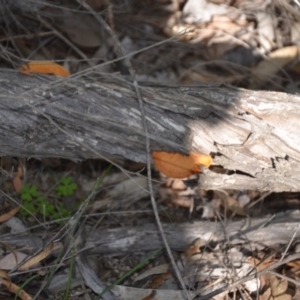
[0,70,300,191]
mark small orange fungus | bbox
[152,151,212,179]
[19,61,70,77]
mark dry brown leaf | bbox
[249,257,294,300]
[13,165,23,194]
[134,264,169,283]
[251,46,300,88]
[260,274,291,300]
[184,238,202,258]
[207,15,244,35]
[170,196,193,209]
[248,257,275,272]
[287,260,300,269]
[180,68,242,84]
[0,278,32,300]
[0,206,20,223]
[224,195,248,216]
[140,290,156,300]
[0,269,10,280]
[18,241,53,271]
[0,251,28,270]
[147,269,172,289]
[270,276,290,298]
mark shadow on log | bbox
[0,69,300,191]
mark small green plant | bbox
[20,184,38,201]
[20,184,39,216]
[56,176,77,197]
[19,184,71,221]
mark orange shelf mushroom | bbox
[152,151,212,179]
[19,61,70,77]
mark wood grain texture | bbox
[2,211,300,255]
[0,69,300,190]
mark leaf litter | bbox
[1,0,300,299]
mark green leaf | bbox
[20,184,38,201]
[28,185,38,197]
[20,192,33,202]
[37,196,46,204]
[48,205,56,215]
[21,202,36,216]
[61,177,73,185]
[60,206,70,218]
[56,177,77,197]
[52,212,60,220]
[56,186,64,197]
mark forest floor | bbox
[1,0,300,299]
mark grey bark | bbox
[0,69,300,191]
[3,211,300,256]
[85,210,300,254]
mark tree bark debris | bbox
[2,210,300,255]
[1,69,300,191]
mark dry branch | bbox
[1,69,300,191]
[3,211,300,255]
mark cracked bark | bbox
[3,211,300,255]
[0,69,300,191]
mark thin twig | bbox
[280,221,300,263]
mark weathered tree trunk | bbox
[1,69,300,191]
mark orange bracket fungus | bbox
[19,61,70,77]
[152,151,212,179]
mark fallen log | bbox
[7,211,300,299]
[3,211,300,255]
[1,69,300,191]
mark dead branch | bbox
[3,211,300,255]
[1,70,300,191]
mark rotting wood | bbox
[2,211,300,255]
[0,69,300,191]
